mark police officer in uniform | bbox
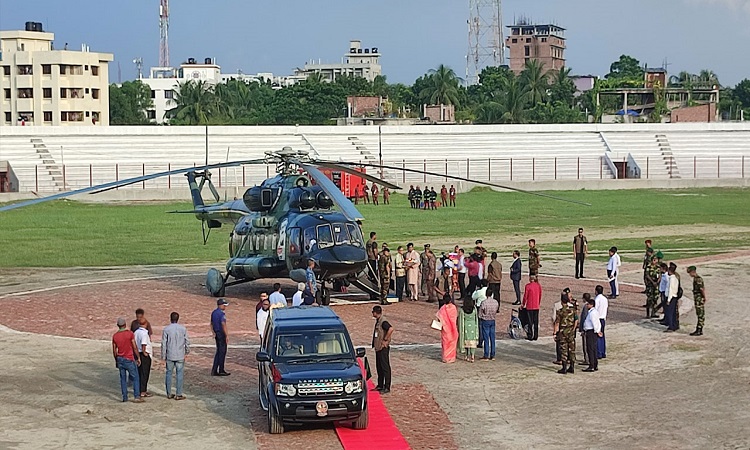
[554,293,578,374]
[378,247,392,305]
[430,187,438,210]
[407,185,415,208]
[688,266,706,336]
[528,239,541,276]
[414,186,423,210]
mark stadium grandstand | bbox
[1,123,749,193]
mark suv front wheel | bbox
[268,405,285,434]
[352,407,369,430]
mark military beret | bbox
[424,244,430,248]
[687,265,697,272]
[656,251,664,258]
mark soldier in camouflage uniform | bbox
[554,294,578,374]
[645,255,661,318]
[688,266,707,336]
[528,239,541,276]
[378,247,392,305]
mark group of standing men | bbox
[407,184,456,209]
[353,182,390,205]
[111,308,191,402]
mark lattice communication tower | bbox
[466,0,505,85]
[159,0,170,67]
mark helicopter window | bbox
[303,227,317,252]
[316,224,334,249]
[346,224,364,247]
[332,223,350,245]
[288,228,301,256]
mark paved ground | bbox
[1,251,749,449]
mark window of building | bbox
[61,111,84,122]
[92,66,99,76]
[3,88,9,99]
[42,64,52,75]
[60,88,67,98]
[85,88,90,94]
[525,38,531,43]
[85,111,90,117]
[92,111,100,122]
[164,90,174,99]
[18,112,33,123]
[524,46,530,57]
[85,65,89,71]
[17,65,33,75]
[4,112,11,122]
[150,90,156,99]
[541,37,547,43]
[20,43,25,51]
[18,88,33,98]
[147,110,156,119]
[92,89,100,99]
[511,38,517,44]
[44,111,52,122]
[2,66,10,76]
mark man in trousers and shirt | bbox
[487,252,502,302]
[552,288,571,365]
[582,294,603,372]
[665,262,681,332]
[211,299,231,377]
[607,246,621,299]
[371,306,394,394]
[394,246,407,302]
[573,228,588,278]
[594,285,608,359]
[478,291,499,360]
[578,297,590,366]
[134,321,153,398]
[510,250,522,305]
[404,243,421,301]
[162,311,190,400]
[554,293,578,374]
[657,262,670,322]
[522,275,542,341]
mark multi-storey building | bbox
[0,22,113,126]
[294,40,382,82]
[505,22,565,74]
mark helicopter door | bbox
[287,228,301,258]
[277,219,287,260]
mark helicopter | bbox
[0,146,589,304]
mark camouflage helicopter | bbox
[0,146,588,303]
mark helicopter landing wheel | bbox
[206,268,226,297]
[317,284,331,306]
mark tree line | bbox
[109,54,750,125]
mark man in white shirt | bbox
[292,282,305,307]
[256,298,271,345]
[134,323,153,397]
[457,248,468,298]
[269,283,287,308]
[581,294,603,372]
[665,262,681,332]
[594,285,609,359]
[606,246,621,299]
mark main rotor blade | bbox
[293,160,364,221]
[331,161,592,207]
[0,158,268,212]
[313,161,401,190]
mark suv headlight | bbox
[275,383,297,397]
[344,380,362,394]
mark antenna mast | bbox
[159,0,170,67]
[466,0,504,85]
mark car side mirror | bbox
[256,351,270,362]
[356,347,366,358]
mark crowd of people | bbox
[406,184,457,209]
[353,182,390,205]
[111,230,708,401]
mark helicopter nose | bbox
[311,245,367,276]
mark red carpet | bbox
[335,379,411,450]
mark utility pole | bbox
[466,0,505,85]
[159,0,170,67]
[133,57,143,79]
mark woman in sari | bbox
[436,297,459,363]
[458,297,479,362]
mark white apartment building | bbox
[0,22,113,126]
[295,40,382,82]
[140,57,221,123]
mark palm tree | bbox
[166,80,216,124]
[421,64,462,106]
[519,60,549,105]
[697,69,719,88]
[499,77,529,124]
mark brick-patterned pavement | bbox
[0,273,644,450]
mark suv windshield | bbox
[274,330,351,359]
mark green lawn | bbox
[0,187,748,267]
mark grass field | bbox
[0,187,748,267]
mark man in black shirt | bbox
[371,306,394,394]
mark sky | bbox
[1,0,749,86]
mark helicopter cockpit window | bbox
[332,223,350,245]
[316,224,334,249]
[303,227,317,253]
[288,227,301,256]
[346,224,364,247]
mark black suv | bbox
[256,306,368,434]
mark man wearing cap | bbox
[378,247,392,305]
[366,232,378,283]
[528,239,541,276]
[552,288,570,365]
[371,305,394,394]
[645,255,661,318]
[687,266,707,336]
[112,317,143,403]
[573,228,588,279]
[642,240,654,292]
[407,185,415,208]
[405,243,420,301]
[554,292,578,374]
[420,244,430,297]
[440,185,448,207]
[422,245,437,302]
[210,299,230,376]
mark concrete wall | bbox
[671,104,717,123]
